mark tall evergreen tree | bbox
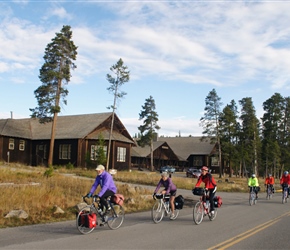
[138,96,160,172]
[261,93,284,176]
[220,100,239,177]
[200,88,223,177]
[106,58,130,170]
[30,25,77,166]
[239,97,261,176]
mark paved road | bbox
[1,191,290,250]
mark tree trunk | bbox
[48,113,57,166]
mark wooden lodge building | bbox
[0,112,218,171]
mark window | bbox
[90,145,107,160]
[211,156,219,166]
[59,144,71,159]
[19,140,25,151]
[9,139,14,150]
[117,147,126,162]
[193,156,203,166]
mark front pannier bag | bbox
[192,187,205,196]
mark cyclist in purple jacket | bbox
[86,165,117,213]
[153,171,177,219]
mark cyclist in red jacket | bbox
[264,173,275,193]
[195,166,217,214]
[280,171,290,197]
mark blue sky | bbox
[1,1,290,137]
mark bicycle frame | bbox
[193,192,217,225]
[249,187,257,206]
[76,195,125,234]
[282,185,288,204]
[266,184,273,200]
[151,194,179,223]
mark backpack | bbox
[213,196,222,208]
[174,195,185,210]
[111,194,125,206]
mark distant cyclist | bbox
[195,166,217,215]
[248,174,260,199]
[280,171,290,198]
[264,174,275,193]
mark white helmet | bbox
[252,174,256,178]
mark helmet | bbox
[201,166,208,171]
[252,174,256,178]
[268,174,272,177]
[284,171,289,175]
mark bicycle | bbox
[281,184,289,204]
[76,195,125,234]
[151,194,180,223]
[249,186,258,206]
[266,184,273,200]
[192,187,217,225]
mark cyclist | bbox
[248,174,260,199]
[280,171,290,198]
[153,171,177,220]
[86,165,117,214]
[195,166,217,214]
[264,173,275,193]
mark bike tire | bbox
[208,209,217,221]
[249,193,254,206]
[193,201,204,225]
[76,207,96,235]
[152,200,165,223]
[107,204,125,230]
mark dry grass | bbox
[0,163,273,228]
[0,164,154,228]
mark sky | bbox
[1,0,290,137]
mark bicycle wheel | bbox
[76,207,97,235]
[107,204,125,230]
[208,209,218,221]
[152,200,165,223]
[282,190,287,204]
[193,201,204,225]
[249,193,254,206]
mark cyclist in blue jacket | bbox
[86,165,117,213]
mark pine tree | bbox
[200,88,223,177]
[30,25,77,166]
[239,97,261,176]
[138,96,160,172]
[106,58,130,170]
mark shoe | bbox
[210,210,215,215]
[170,213,175,220]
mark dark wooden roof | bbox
[0,113,135,144]
[158,136,216,160]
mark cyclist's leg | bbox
[100,190,115,211]
[169,190,176,219]
[209,187,216,213]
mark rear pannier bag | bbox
[78,212,97,228]
[111,194,125,206]
[192,187,205,196]
[174,195,185,210]
[214,196,223,208]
